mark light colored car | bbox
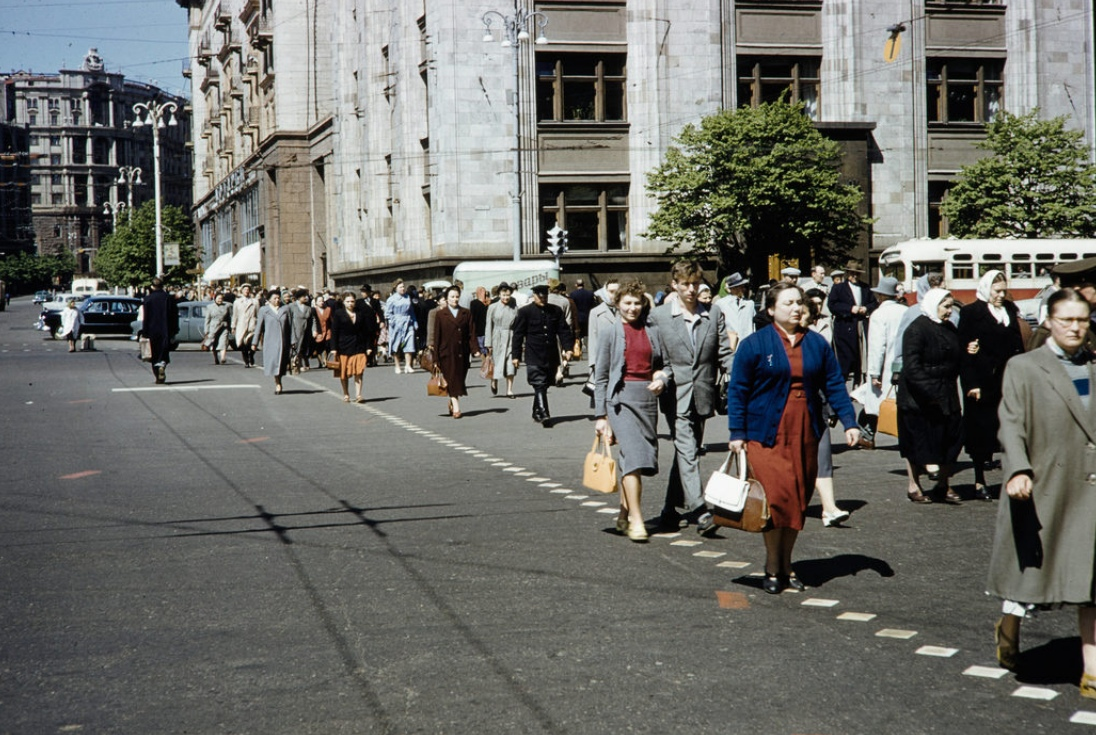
[1013,285,1055,329]
[131,300,212,344]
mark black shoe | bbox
[784,574,806,592]
[653,510,684,533]
[974,485,993,501]
[695,512,719,537]
[762,574,784,595]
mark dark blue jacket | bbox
[727,324,858,445]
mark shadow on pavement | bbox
[791,553,896,586]
[1016,636,1082,685]
[457,408,509,418]
[161,379,215,386]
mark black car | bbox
[43,295,142,338]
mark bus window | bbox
[979,264,1001,276]
[1060,253,1078,260]
[881,263,906,282]
[912,261,945,278]
[983,253,1002,261]
[952,262,974,279]
[1036,253,1056,261]
[1010,262,1033,278]
[1013,253,1031,261]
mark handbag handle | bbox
[591,434,611,457]
[719,448,748,482]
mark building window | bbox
[26,97,38,110]
[539,183,629,252]
[240,187,261,244]
[51,193,63,205]
[928,181,951,238]
[28,112,37,126]
[49,135,61,147]
[216,207,234,256]
[201,219,215,263]
[927,59,1003,124]
[50,154,61,165]
[536,53,627,123]
[31,193,42,205]
[49,112,59,126]
[51,174,62,186]
[738,56,821,119]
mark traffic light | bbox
[546,223,568,258]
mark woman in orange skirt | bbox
[727,283,861,594]
[329,292,377,403]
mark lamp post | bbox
[131,101,177,277]
[103,201,126,228]
[116,165,142,212]
[481,8,548,262]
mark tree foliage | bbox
[644,100,869,278]
[0,250,75,293]
[94,200,197,289]
[940,109,1096,238]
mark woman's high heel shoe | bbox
[762,574,784,595]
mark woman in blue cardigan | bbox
[727,283,861,594]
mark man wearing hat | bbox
[780,266,801,285]
[861,275,907,448]
[714,272,755,355]
[512,283,574,426]
[827,259,878,385]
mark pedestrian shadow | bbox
[546,414,590,426]
[276,389,327,395]
[1015,636,1082,685]
[805,499,868,519]
[160,379,215,385]
[356,395,399,403]
[456,408,509,417]
[789,553,895,586]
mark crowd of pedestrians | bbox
[131,257,1095,699]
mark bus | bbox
[876,238,1096,303]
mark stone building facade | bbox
[0,49,191,275]
[180,0,1095,289]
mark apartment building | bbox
[0,49,191,275]
[179,0,1095,289]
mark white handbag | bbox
[704,449,751,513]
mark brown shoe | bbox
[995,616,1020,671]
[907,489,932,504]
[1081,672,1096,699]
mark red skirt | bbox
[747,388,818,530]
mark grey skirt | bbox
[608,380,659,476]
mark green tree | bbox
[940,109,1096,238]
[94,201,197,289]
[0,250,75,293]
[645,100,869,278]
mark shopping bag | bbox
[703,449,751,512]
[427,369,448,397]
[479,353,494,380]
[138,336,152,362]
[582,435,618,494]
[877,388,899,437]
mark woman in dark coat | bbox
[987,288,1096,695]
[897,288,964,503]
[430,285,480,418]
[252,289,292,394]
[958,270,1025,499]
[329,292,377,403]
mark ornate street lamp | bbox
[481,8,548,261]
[116,165,142,211]
[131,101,177,277]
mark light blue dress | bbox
[384,293,418,353]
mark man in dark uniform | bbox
[142,277,179,384]
[511,283,573,427]
[827,259,878,384]
[569,278,597,355]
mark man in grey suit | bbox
[650,261,732,533]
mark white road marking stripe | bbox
[801,598,840,608]
[915,646,958,658]
[1011,686,1058,701]
[836,612,877,622]
[963,666,1009,679]
[875,629,918,640]
[1070,711,1096,725]
[716,560,750,569]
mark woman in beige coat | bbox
[988,288,1096,698]
[232,283,259,368]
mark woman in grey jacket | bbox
[203,292,232,365]
[593,281,671,542]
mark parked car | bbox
[131,300,212,344]
[33,290,52,304]
[42,295,142,338]
[1013,285,1055,329]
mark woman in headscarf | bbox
[896,288,964,503]
[484,282,519,398]
[958,270,1025,499]
[384,279,418,374]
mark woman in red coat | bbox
[431,285,480,418]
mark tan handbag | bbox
[710,452,771,533]
[582,435,618,494]
[877,386,899,437]
[427,369,448,397]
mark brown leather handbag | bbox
[876,387,899,437]
[710,454,771,533]
[427,369,448,397]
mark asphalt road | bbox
[0,295,1091,734]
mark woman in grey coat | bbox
[484,282,518,398]
[252,289,292,394]
[987,288,1096,698]
[593,281,671,542]
[202,292,232,365]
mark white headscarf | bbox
[976,269,1010,326]
[920,288,952,324]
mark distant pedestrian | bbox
[484,282,518,398]
[385,279,418,374]
[141,278,178,384]
[858,276,906,447]
[330,292,376,402]
[431,285,479,419]
[593,281,670,542]
[288,289,317,374]
[203,291,231,365]
[60,299,83,353]
[512,283,573,427]
[987,288,1096,695]
[253,289,292,395]
[232,283,259,368]
[569,279,597,355]
[827,260,877,384]
[470,286,489,356]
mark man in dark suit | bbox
[649,261,732,533]
[569,279,597,354]
[827,259,878,384]
[512,283,573,427]
[141,277,179,384]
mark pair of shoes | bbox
[908,489,932,504]
[762,574,784,595]
[783,574,807,592]
[937,487,962,504]
[1081,672,1096,700]
[695,512,719,537]
[490,380,498,395]
[626,521,649,542]
[822,509,850,527]
[974,484,993,501]
[994,616,1019,671]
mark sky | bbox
[0,0,191,97]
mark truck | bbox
[450,260,560,297]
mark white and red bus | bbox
[876,238,1096,303]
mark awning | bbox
[201,252,234,282]
[226,242,262,276]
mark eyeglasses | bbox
[1051,317,1090,327]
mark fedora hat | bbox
[843,259,864,274]
[871,276,899,297]
[723,272,748,289]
